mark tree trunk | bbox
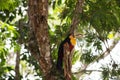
[28,0,84,79]
[28,0,54,79]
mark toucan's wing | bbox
[56,35,70,70]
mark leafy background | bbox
[0,0,120,80]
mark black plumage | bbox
[56,34,74,70]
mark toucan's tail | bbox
[56,44,64,70]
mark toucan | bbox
[56,34,76,70]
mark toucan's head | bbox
[69,34,76,46]
[69,33,83,46]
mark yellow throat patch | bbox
[69,35,76,46]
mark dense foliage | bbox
[0,0,120,80]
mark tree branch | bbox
[93,40,119,63]
[63,43,72,80]
[73,36,119,76]
[15,51,20,80]
[65,0,84,79]
[15,20,22,80]
[74,69,103,74]
[69,0,84,34]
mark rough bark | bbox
[28,0,54,79]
